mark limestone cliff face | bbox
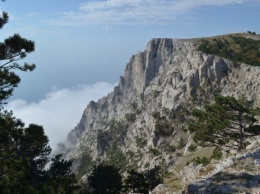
[57,38,260,192]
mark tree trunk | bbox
[238,111,244,152]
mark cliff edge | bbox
[56,35,260,193]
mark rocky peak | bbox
[56,36,260,193]
[118,39,193,96]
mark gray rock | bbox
[55,38,260,193]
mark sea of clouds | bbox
[5,82,116,150]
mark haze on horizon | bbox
[2,0,260,149]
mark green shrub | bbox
[125,113,136,122]
[77,152,93,178]
[135,135,147,147]
[154,121,173,136]
[97,130,111,154]
[187,157,211,166]
[144,162,150,168]
[197,35,260,66]
[152,90,160,98]
[178,137,186,149]
[126,150,134,157]
[188,144,197,152]
[161,107,169,115]
[212,147,223,159]
[107,148,126,168]
[176,153,183,157]
[148,147,161,156]
[152,111,161,119]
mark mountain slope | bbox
[56,34,260,193]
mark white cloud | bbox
[5,82,116,150]
[46,0,259,26]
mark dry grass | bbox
[174,147,214,172]
[199,163,215,177]
[163,147,215,191]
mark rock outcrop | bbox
[184,144,260,194]
[57,37,260,193]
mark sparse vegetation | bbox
[152,110,174,137]
[97,129,112,154]
[187,156,211,166]
[126,150,134,158]
[188,144,197,152]
[196,34,260,66]
[176,153,183,157]
[77,152,94,178]
[135,135,147,147]
[148,147,161,156]
[130,101,138,110]
[152,90,160,97]
[161,107,170,115]
[154,120,173,136]
[212,147,223,160]
[144,162,150,168]
[178,137,186,149]
[152,111,161,119]
[107,148,126,168]
[125,112,136,122]
[247,31,256,35]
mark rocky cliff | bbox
[57,36,260,193]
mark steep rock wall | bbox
[58,38,260,172]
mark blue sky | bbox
[1,0,260,148]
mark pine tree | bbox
[0,9,35,106]
[124,169,148,194]
[0,3,78,193]
[0,112,78,193]
[144,166,162,191]
[88,164,122,194]
[189,95,260,152]
[123,166,162,194]
[43,154,78,194]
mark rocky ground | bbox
[152,137,260,194]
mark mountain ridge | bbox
[56,34,260,193]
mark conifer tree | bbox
[144,166,162,191]
[0,113,78,193]
[0,9,35,106]
[189,95,260,152]
[123,166,162,194]
[0,3,78,193]
[124,169,148,194]
[88,164,122,194]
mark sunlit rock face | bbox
[56,37,260,193]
